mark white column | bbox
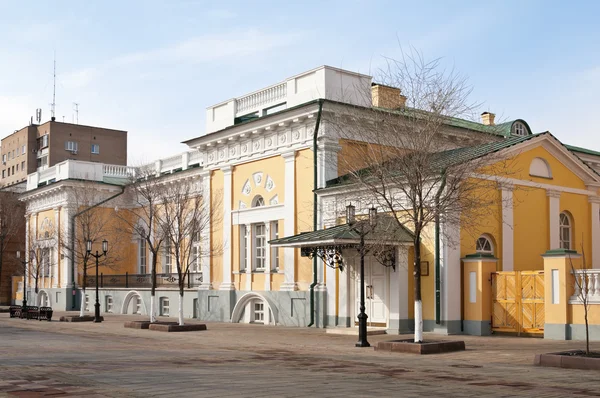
[441,219,461,333]
[389,246,409,332]
[590,197,600,269]
[325,220,337,326]
[548,190,561,250]
[338,252,350,326]
[219,166,235,290]
[500,183,514,271]
[24,215,30,302]
[199,172,212,290]
[245,224,252,291]
[280,151,297,291]
[264,222,271,291]
[52,207,60,287]
[60,208,73,288]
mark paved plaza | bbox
[0,312,599,397]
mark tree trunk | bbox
[178,292,184,326]
[150,254,157,323]
[585,303,590,355]
[414,234,423,343]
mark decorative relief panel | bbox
[265,175,275,192]
[269,195,279,205]
[252,172,263,187]
[242,180,252,196]
[239,201,247,209]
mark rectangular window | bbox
[191,244,200,273]
[106,296,113,313]
[11,166,14,175]
[7,168,9,177]
[1,154,5,163]
[22,145,26,155]
[12,150,15,158]
[37,156,48,169]
[16,164,18,171]
[38,135,48,149]
[164,241,172,273]
[91,144,100,154]
[2,170,4,178]
[271,221,279,271]
[21,161,25,171]
[42,248,50,276]
[65,141,78,152]
[7,152,10,161]
[253,302,264,323]
[139,239,147,274]
[160,297,170,316]
[254,224,266,270]
[241,226,248,271]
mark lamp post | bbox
[347,203,377,348]
[16,250,31,309]
[86,239,108,323]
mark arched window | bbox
[529,157,552,178]
[560,212,572,250]
[476,235,494,255]
[512,121,528,136]
[252,195,265,207]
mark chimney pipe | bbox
[481,112,495,126]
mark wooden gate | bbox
[491,271,544,335]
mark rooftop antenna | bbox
[35,108,42,124]
[73,102,79,124]
[50,52,56,121]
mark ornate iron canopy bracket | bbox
[301,246,346,271]
[373,247,396,271]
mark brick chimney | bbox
[371,83,407,109]
[481,112,495,126]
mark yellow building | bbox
[15,66,600,340]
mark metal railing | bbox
[85,272,203,289]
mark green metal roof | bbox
[564,144,600,157]
[269,216,414,247]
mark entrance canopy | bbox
[269,216,414,270]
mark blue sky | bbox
[1,0,599,164]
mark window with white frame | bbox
[105,296,113,313]
[475,235,494,255]
[254,224,266,270]
[22,145,26,155]
[560,212,572,250]
[253,301,264,323]
[164,241,172,273]
[91,144,100,154]
[160,297,170,316]
[511,122,527,136]
[191,235,201,273]
[139,239,147,274]
[271,221,279,271]
[85,294,90,311]
[42,248,51,276]
[65,141,78,152]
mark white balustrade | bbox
[236,82,287,114]
[571,270,600,304]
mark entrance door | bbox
[491,271,544,335]
[355,256,388,327]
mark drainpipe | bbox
[434,170,447,324]
[70,185,125,309]
[308,100,324,327]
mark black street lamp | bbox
[86,239,108,323]
[16,250,32,309]
[347,203,377,348]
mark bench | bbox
[26,306,39,320]
[9,305,22,318]
[39,307,53,321]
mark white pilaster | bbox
[548,190,561,250]
[590,197,600,269]
[500,183,514,271]
[60,208,73,288]
[441,219,461,329]
[264,222,271,291]
[280,151,297,291]
[245,224,252,291]
[199,172,212,290]
[219,166,235,290]
[389,246,409,331]
[52,208,60,288]
[325,220,337,325]
[24,215,30,297]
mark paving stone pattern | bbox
[1,311,599,397]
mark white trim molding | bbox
[590,196,600,269]
[548,189,561,250]
[219,166,235,291]
[280,151,297,291]
[500,183,514,271]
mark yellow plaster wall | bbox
[513,187,548,270]
[419,226,436,321]
[233,155,285,209]
[560,192,592,259]
[295,149,315,289]
[570,305,600,325]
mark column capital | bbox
[281,150,296,161]
[547,189,561,198]
[221,165,232,175]
[589,196,600,204]
[498,182,514,191]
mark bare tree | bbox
[569,242,592,355]
[61,184,127,317]
[326,49,513,342]
[0,191,24,304]
[115,166,168,323]
[157,176,218,325]
[19,223,58,303]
